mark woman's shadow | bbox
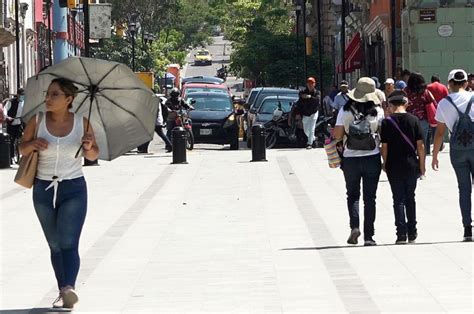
[0,309,71,314]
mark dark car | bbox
[254,96,298,124]
[246,87,299,147]
[182,76,225,85]
[185,92,240,150]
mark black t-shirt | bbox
[381,113,423,178]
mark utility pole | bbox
[15,0,20,90]
[302,0,307,80]
[317,0,323,92]
[390,0,397,78]
[71,9,77,56]
[295,3,301,88]
[84,0,90,57]
[341,0,346,80]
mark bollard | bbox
[172,127,188,164]
[251,124,267,162]
[0,133,11,168]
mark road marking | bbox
[277,156,380,314]
[35,165,176,309]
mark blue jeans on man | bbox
[450,149,474,227]
[342,154,382,239]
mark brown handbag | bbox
[14,112,43,188]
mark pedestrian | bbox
[382,78,396,116]
[395,69,410,90]
[4,88,25,160]
[19,78,99,308]
[381,90,426,244]
[334,77,384,246]
[432,69,474,242]
[164,87,193,142]
[467,73,474,92]
[405,72,437,157]
[331,80,350,112]
[371,76,387,104]
[427,75,449,103]
[155,97,172,152]
[294,77,321,149]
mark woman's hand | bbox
[31,138,49,151]
[82,133,94,151]
[432,157,439,171]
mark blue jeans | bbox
[450,149,474,227]
[419,119,431,154]
[33,177,88,289]
[342,154,382,238]
[388,175,418,236]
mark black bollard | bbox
[172,127,188,164]
[0,133,11,168]
[251,124,267,162]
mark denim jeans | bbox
[342,154,382,238]
[166,120,178,143]
[450,149,474,227]
[33,177,88,289]
[388,175,418,236]
[155,125,172,149]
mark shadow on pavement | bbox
[0,309,71,314]
[281,240,469,251]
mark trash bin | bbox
[251,124,267,162]
[172,127,188,164]
[0,133,11,168]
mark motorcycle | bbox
[175,108,194,150]
[216,67,227,81]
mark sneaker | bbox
[347,228,361,245]
[419,175,427,180]
[311,141,317,148]
[52,294,63,308]
[408,232,418,243]
[396,234,407,245]
[61,286,79,309]
[463,226,472,242]
[364,237,377,246]
[306,145,312,150]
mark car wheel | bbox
[186,129,194,150]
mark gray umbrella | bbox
[22,57,159,161]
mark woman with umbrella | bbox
[19,77,99,309]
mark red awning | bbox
[337,32,362,73]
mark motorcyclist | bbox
[164,87,193,141]
[216,66,228,80]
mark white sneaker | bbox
[61,286,79,309]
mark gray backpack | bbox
[445,95,474,151]
[346,106,376,151]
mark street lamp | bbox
[128,13,138,72]
[71,8,78,56]
[295,1,302,88]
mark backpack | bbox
[346,106,377,151]
[445,95,474,151]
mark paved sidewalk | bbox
[0,139,473,313]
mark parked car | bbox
[194,49,213,66]
[246,87,299,147]
[181,83,231,98]
[254,96,297,125]
[182,76,225,85]
[185,92,241,150]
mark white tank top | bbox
[36,113,84,181]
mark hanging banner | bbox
[89,3,112,39]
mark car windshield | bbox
[196,51,209,56]
[186,88,227,95]
[256,91,298,108]
[247,90,259,105]
[259,99,294,114]
[188,96,232,111]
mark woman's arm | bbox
[18,116,48,156]
[416,140,426,176]
[82,118,99,161]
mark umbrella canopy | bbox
[22,57,159,161]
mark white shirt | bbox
[332,92,349,110]
[336,106,384,157]
[435,91,474,132]
[3,99,24,126]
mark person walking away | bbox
[334,77,385,246]
[4,88,25,160]
[432,69,474,242]
[381,90,426,244]
[331,80,350,112]
[164,87,193,143]
[427,75,449,103]
[294,77,321,149]
[18,78,99,308]
[155,97,172,152]
[383,78,395,116]
[405,72,437,158]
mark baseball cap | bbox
[384,78,395,85]
[307,77,316,83]
[395,80,407,90]
[448,69,468,82]
[340,80,349,87]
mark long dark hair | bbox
[343,98,378,117]
[51,78,78,109]
[406,72,426,95]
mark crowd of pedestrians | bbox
[323,68,474,246]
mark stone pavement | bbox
[0,139,472,313]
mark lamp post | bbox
[317,0,323,92]
[302,0,308,81]
[15,0,20,90]
[295,1,302,88]
[128,13,138,72]
[71,9,78,56]
[390,0,397,78]
[341,0,346,80]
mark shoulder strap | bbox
[464,95,474,115]
[34,112,44,139]
[445,96,463,115]
[386,116,416,153]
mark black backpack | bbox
[445,95,474,151]
[346,106,377,151]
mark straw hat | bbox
[347,77,381,105]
